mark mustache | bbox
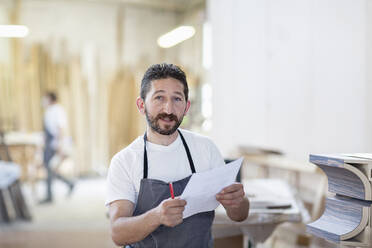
[155,113,178,122]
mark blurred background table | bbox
[0,132,43,182]
[212,179,309,248]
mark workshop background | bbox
[0,0,371,247]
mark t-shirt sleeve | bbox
[207,139,226,169]
[105,154,136,206]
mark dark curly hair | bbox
[46,91,57,102]
[140,63,189,101]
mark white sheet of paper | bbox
[180,157,243,219]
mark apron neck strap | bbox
[178,130,196,174]
[143,129,196,179]
[143,132,149,179]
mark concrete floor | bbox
[0,177,115,248]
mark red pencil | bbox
[169,182,175,199]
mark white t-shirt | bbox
[44,103,67,136]
[105,129,225,206]
[44,103,68,149]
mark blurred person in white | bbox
[106,63,249,248]
[39,91,74,204]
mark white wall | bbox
[209,0,369,160]
[122,6,178,67]
[17,0,180,78]
[367,0,372,153]
[177,6,205,76]
[21,1,117,74]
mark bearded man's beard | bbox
[145,110,184,135]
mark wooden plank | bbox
[69,57,91,175]
[241,154,318,176]
[108,67,139,158]
[0,189,10,222]
[9,181,31,220]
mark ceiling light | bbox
[157,26,195,48]
[0,25,29,38]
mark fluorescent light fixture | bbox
[0,25,29,38]
[157,26,195,48]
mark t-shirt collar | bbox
[146,133,181,152]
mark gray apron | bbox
[43,124,73,200]
[43,125,56,200]
[128,130,214,248]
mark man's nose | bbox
[163,100,173,114]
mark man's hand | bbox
[216,183,249,221]
[155,198,187,227]
[109,198,187,246]
[216,183,245,208]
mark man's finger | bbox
[219,198,243,206]
[164,207,185,215]
[220,183,243,194]
[216,190,244,200]
[164,199,187,207]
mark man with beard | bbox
[106,63,249,248]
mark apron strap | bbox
[143,133,149,179]
[143,129,195,179]
[178,130,196,174]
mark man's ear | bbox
[184,100,191,115]
[136,97,145,115]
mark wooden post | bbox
[9,0,25,131]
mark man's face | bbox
[139,78,190,135]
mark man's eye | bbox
[175,97,182,101]
[155,96,163,100]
